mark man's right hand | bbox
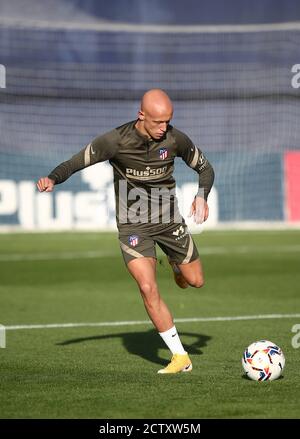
[36,177,55,192]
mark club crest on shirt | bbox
[129,235,139,247]
[159,148,168,160]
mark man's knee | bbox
[179,259,205,289]
[189,276,205,288]
[139,282,158,299]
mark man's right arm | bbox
[36,129,120,192]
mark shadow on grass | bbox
[56,329,211,366]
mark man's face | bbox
[140,109,173,140]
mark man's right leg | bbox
[127,257,173,333]
[126,257,192,373]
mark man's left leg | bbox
[178,258,204,288]
[156,225,204,289]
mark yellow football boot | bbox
[157,353,192,374]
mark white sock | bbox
[159,325,186,355]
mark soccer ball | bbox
[242,340,285,381]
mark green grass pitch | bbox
[0,230,300,419]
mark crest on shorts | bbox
[129,235,139,247]
[159,148,168,160]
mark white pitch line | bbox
[4,313,300,331]
[1,17,300,33]
[0,250,117,262]
[1,245,300,262]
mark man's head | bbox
[136,89,173,140]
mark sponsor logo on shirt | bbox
[126,166,167,180]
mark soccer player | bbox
[37,89,214,374]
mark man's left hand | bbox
[188,196,209,224]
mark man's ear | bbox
[138,110,145,121]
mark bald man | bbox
[37,89,215,374]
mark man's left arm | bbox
[174,129,215,224]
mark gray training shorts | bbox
[118,223,199,265]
